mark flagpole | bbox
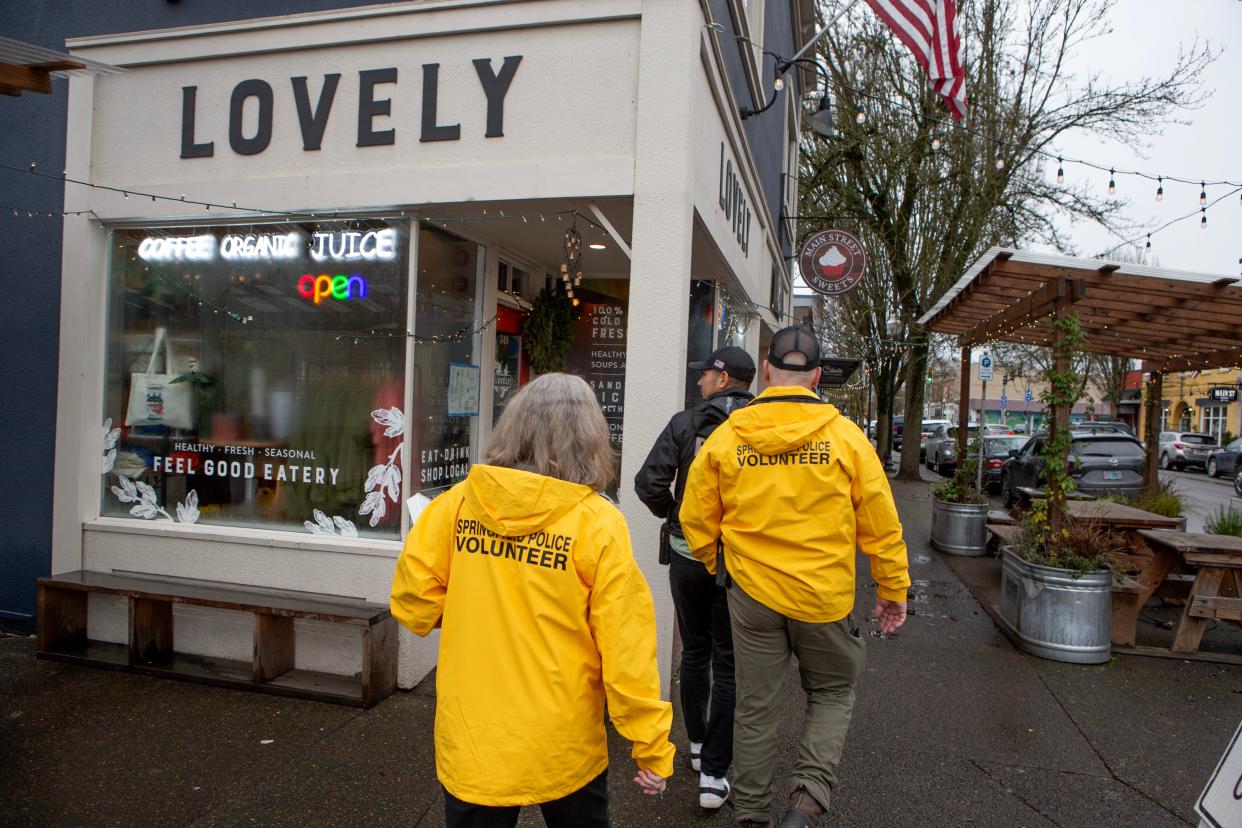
[782,0,861,68]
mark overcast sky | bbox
[1034,0,1240,276]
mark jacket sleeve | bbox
[679,436,724,573]
[587,518,676,778]
[848,435,911,603]
[632,417,682,519]
[390,493,456,636]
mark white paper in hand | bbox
[407,492,432,523]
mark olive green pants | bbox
[726,584,866,823]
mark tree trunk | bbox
[897,338,930,480]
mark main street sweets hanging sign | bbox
[799,229,866,296]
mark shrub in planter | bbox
[999,502,1128,664]
[1205,505,1242,537]
[929,453,989,556]
[1132,478,1186,519]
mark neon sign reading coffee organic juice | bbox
[297,273,368,303]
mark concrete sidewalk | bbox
[3,475,1240,826]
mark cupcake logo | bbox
[799,229,867,296]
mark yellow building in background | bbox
[1139,367,1242,442]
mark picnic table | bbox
[1131,530,1242,654]
[1063,500,1184,531]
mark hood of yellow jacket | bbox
[729,386,840,454]
[462,464,597,536]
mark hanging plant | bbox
[523,285,577,375]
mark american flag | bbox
[863,0,968,119]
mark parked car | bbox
[981,423,1015,436]
[1158,431,1219,471]
[1000,432,1146,506]
[891,415,905,450]
[981,435,1029,490]
[1073,420,1136,437]
[923,423,966,473]
[916,419,955,461]
[1236,470,1242,497]
[1208,437,1242,478]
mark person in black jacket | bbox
[634,345,754,811]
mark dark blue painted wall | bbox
[708,0,801,263]
[0,0,391,634]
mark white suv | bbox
[1158,431,1218,471]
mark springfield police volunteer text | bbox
[735,440,833,468]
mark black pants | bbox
[443,769,609,828]
[669,552,735,777]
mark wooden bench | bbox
[1177,551,1242,653]
[987,510,1016,526]
[986,523,1023,552]
[37,570,397,707]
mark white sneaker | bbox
[689,741,702,772]
[699,773,730,810]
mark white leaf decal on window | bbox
[102,449,117,475]
[176,490,200,524]
[333,516,359,538]
[372,406,405,438]
[364,464,387,493]
[384,466,401,501]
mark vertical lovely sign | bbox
[799,229,867,296]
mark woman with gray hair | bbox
[391,372,674,827]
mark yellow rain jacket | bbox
[680,386,910,623]
[390,464,675,806]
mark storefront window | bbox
[1202,405,1228,443]
[411,224,483,497]
[101,219,410,538]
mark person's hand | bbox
[634,768,667,796]
[871,598,907,634]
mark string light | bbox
[1155,177,1163,202]
[930,136,941,150]
[1056,158,1064,185]
[773,74,784,91]
[1145,234,1151,254]
[1200,208,1207,230]
[1200,182,1207,207]
[1107,168,1115,196]
[995,155,1005,171]
[855,109,865,124]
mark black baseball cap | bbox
[689,346,756,384]
[767,326,821,372]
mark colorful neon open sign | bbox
[298,273,368,303]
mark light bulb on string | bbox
[1145,234,1151,256]
[931,136,940,150]
[1107,168,1115,196]
[1200,209,1207,230]
[1155,177,1163,202]
[1200,182,1207,207]
[855,110,865,125]
[773,74,784,91]
[1056,157,1064,185]
[995,155,1005,171]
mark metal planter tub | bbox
[999,551,1112,664]
[929,498,989,557]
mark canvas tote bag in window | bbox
[125,326,195,430]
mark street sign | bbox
[1024,388,1033,403]
[1000,395,1007,411]
[979,354,993,381]
[1209,386,1239,403]
[1197,720,1242,828]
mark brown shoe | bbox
[777,788,824,828]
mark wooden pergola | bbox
[918,248,1242,519]
[0,37,120,98]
